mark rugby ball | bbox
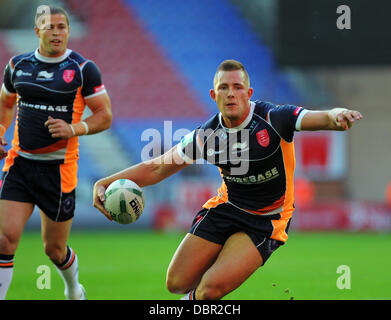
[104,179,145,224]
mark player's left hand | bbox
[332,108,363,130]
[44,116,74,139]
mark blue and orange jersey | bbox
[177,101,308,242]
[1,48,106,168]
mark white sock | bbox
[180,289,196,300]
[0,254,14,300]
[55,247,82,298]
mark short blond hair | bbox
[35,5,70,28]
[213,59,250,88]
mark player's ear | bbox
[34,26,40,38]
[247,87,254,99]
[210,89,216,101]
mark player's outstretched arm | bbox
[93,145,189,220]
[300,107,363,131]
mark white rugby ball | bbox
[104,179,145,224]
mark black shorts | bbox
[0,156,76,222]
[189,203,290,265]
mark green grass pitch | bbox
[6,230,391,300]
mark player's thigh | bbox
[198,232,263,296]
[0,200,34,253]
[40,210,73,256]
[166,233,223,293]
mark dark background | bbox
[277,0,391,66]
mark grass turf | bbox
[5,230,391,300]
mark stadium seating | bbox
[68,0,208,120]
[123,0,303,112]
[70,0,303,162]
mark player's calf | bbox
[195,278,229,300]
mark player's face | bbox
[35,14,70,57]
[210,70,253,128]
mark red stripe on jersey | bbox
[94,84,105,93]
[21,139,67,154]
[294,106,302,116]
[238,194,285,215]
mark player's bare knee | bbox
[0,232,19,254]
[43,243,66,264]
[166,277,185,294]
[166,274,190,294]
[166,279,180,294]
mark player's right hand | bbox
[93,180,113,221]
[45,116,74,139]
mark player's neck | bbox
[35,48,71,63]
[38,47,67,58]
[222,105,251,129]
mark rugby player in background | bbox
[93,60,362,300]
[0,5,112,299]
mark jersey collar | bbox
[218,101,255,133]
[34,48,72,63]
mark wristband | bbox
[81,121,89,135]
[69,124,76,137]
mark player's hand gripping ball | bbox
[104,179,145,224]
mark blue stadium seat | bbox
[123,0,302,112]
[78,140,105,180]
